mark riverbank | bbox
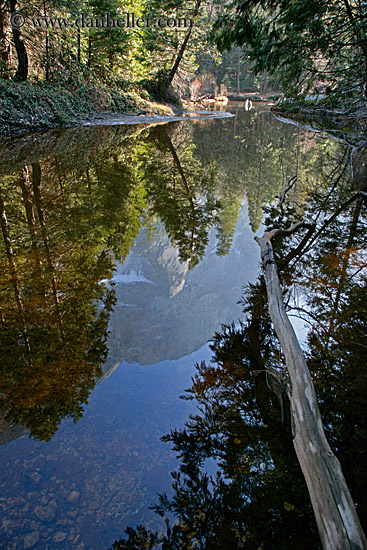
[0,77,179,135]
[272,100,367,146]
[0,110,234,175]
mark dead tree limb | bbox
[255,230,367,550]
[279,175,297,219]
[269,221,314,239]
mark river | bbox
[0,102,365,549]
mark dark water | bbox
[1,104,364,549]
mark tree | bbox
[140,0,209,98]
[0,163,116,440]
[213,0,367,104]
[0,124,150,440]
[111,139,367,550]
[9,0,28,80]
[143,124,220,267]
[0,1,10,76]
[167,0,202,84]
[111,301,322,549]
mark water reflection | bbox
[103,213,259,371]
[113,137,367,548]
[0,105,342,549]
[0,121,228,442]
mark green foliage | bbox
[0,0,207,118]
[213,0,367,104]
[111,313,321,548]
[0,74,159,134]
[0,116,254,441]
[140,0,204,93]
[111,526,159,549]
[4,0,365,116]
[143,124,221,267]
[192,106,336,233]
[195,46,271,96]
[0,125,149,440]
[215,197,241,256]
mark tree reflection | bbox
[0,126,153,441]
[112,142,367,549]
[0,119,248,442]
[0,162,125,441]
[143,124,221,268]
[112,301,321,549]
[193,108,337,232]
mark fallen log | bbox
[255,230,367,550]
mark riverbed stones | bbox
[33,499,57,521]
[66,490,80,504]
[23,531,39,548]
[53,531,67,543]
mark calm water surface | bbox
[0,104,333,549]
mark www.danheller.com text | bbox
[10,11,194,30]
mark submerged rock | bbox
[23,531,40,549]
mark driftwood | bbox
[255,230,367,550]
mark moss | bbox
[0,76,178,135]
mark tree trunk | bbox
[32,163,64,340]
[342,0,367,62]
[43,2,49,81]
[255,230,367,550]
[0,181,32,359]
[77,28,81,64]
[327,197,362,343]
[167,0,201,84]
[163,130,195,214]
[162,129,197,249]
[87,34,91,69]
[237,49,241,94]
[0,4,9,73]
[18,167,43,278]
[10,0,28,81]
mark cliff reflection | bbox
[0,118,247,442]
[0,110,336,447]
[112,143,367,549]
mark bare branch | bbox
[279,175,297,219]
